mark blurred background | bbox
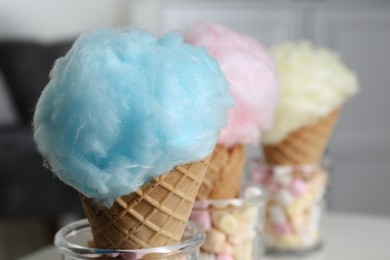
[0,0,389,259]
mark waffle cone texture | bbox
[80,156,210,250]
[263,109,339,165]
[196,144,245,200]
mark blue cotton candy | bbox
[33,28,232,207]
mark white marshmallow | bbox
[199,252,216,260]
[233,240,252,260]
[272,166,293,186]
[243,186,263,199]
[228,223,255,245]
[212,212,239,235]
[268,205,287,224]
[228,199,243,208]
[212,201,231,209]
[275,189,295,206]
[202,229,227,253]
[233,206,259,224]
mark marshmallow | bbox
[263,177,280,194]
[273,165,292,175]
[301,190,316,206]
[274,222,292,236]
[275,189,294,206]
[233,207,259,223]
[212,201,231,209]
[272,166,292,186]
[229,199,244,208]
[300,165,316,178]
[216,253,234,260]
[243,186,263,199]
[286,198,306,218]
[120,252,146,260]
[228,228,255,245]
[212,212,239,235]
[193,201,211,209]
[199,252,216,260]
[290,213,307,231]
[275,234,301,249]
[251,168,267,184]
[190,210,212,231]
[289,178,308,197]
[219,243,234,256]
[202,229,227,253]
[234,240,252,260]
[268,205,287,224]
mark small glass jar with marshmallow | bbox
[55,219,205,260]
[251,159,330,255]
[189,185,265,260]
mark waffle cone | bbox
[263,109,339,165]
[196,144,245,200]
[80,156,210,250]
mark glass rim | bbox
[251,158,325,171]
[54,218,205,256]
[193,186,266,210]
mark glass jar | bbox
[189,187,265,260]
[251,159,329,255]
[55,219,205,260]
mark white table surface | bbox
[19,213,390,260]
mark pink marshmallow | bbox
[193,200,211,209]
[289,178,309,197]
[119,252,145,260]
[251,169,268,184]
[262,176,280,194]
[106,253,120,258]
[250,161,270,184]
[184,22,279,147]
[190,210,212,231]
[274,223,292,236]
[216,253,234,260]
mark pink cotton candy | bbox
[185,22,279,147]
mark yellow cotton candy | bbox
[263,41,359,144]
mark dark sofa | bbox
[0,40,83,219]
